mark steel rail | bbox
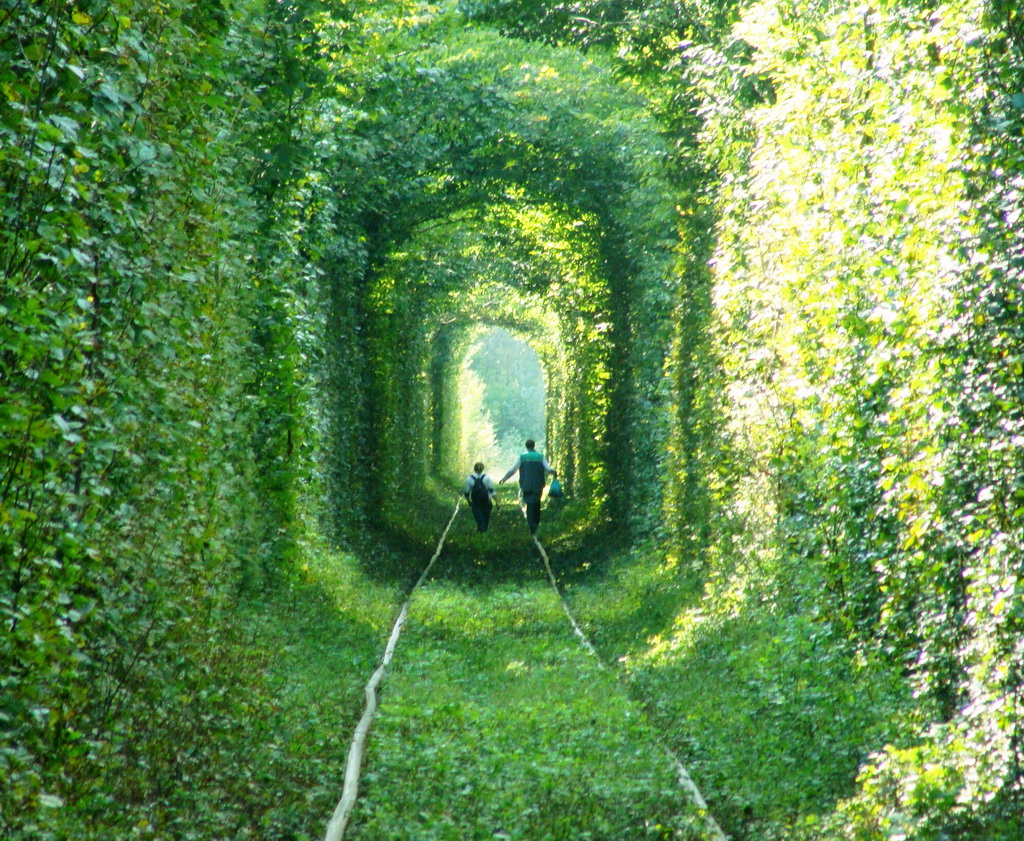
[323,499,462,841]
[528,518,728,841]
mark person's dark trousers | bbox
[522,490,542,534]
[471,501,492,532]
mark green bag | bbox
[548,478,563,498]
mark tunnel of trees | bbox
[2,0,1023,839]
[315,32,683,542]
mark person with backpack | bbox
[464,462,498,532]
[499,439,557,535]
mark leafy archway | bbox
[310,26,683,543]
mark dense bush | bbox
[5,0,1024,838]
[0,0,324,833]
[686,0,1024,835]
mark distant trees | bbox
[468,327,547,461]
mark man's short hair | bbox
[525,439,535,449]
[474,462,485,473]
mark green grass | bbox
[198,499,634,840]
[345,580,707,841]
[229,536,409,840]
[561,542,921,841]
[226,501,910,841]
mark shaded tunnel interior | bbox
[363,203,613,541]
[317,37,683,553]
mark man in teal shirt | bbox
[500,439,557,535]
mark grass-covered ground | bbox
[235,484,923,841]
[562,542,922,841]
[242,489,713,840]
[232,535,409,839]
[346,577,706,840]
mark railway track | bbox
[323,497,724,839]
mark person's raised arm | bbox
[499,456,521,484]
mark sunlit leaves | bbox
[1,0,317,836]
[697,0,1024,835]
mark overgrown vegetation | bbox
[348,574,706,840]
[0,1,305,833]
[4,0,1024,838]
[486,0,1024,837]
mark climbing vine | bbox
[0,0,329,834]
[5,0,1024,838]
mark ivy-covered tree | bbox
[1,0,330,835]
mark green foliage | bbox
[0,0,328,834]
[347,580,706,840]
[6,0,1024,838]
[300,21,683,540]
[667,0,1024,836]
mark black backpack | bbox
[470,475,490,506]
